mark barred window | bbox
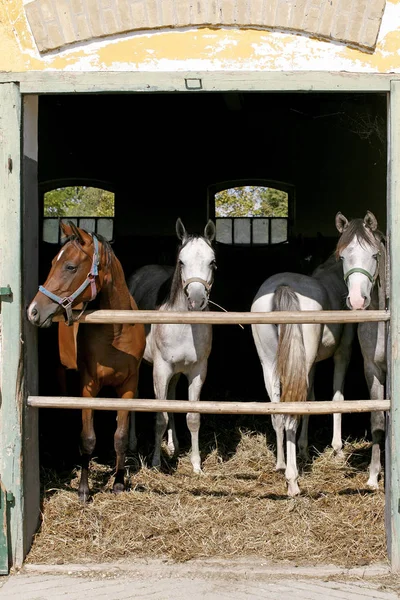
[210,182,293,245]
[42,185,115,244]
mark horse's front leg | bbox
[167,373,181,458]
[365,364,386,489]
[113,409,130,493]
[128,388,139,454]
[152,360,173,469]
[128,412,137,454]
[186,363,208,474]
[78,379,99,503]
[331,324,355,457]
[359,322,386,490]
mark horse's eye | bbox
[66,264,77,272]
[373,253,379,260]
[339,256,344,261]
[210,260,217,269]
[178,260,184,266]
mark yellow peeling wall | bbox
[2,0,400,73]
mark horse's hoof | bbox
[167,443,179,457]
[113,483,125,495]
[333,448,345,460]
[298,452,310,463]
[166,444,175,457]
[275,464,286,473]
[78,490,91,504]
[367,478,379,490]
[287,484,300,497]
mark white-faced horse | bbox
[128,218,216,473]
[335,211,387,489]
[250,212,385,496]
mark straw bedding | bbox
[27,415,386,567]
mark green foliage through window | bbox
[215,186,288,218]
[44,186,115,217]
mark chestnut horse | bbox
[27,222,145,502]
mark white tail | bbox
[273,285,308,403]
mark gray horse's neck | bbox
[313,254,347,308]
[163,286,188,311]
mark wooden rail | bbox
[53,309,390,325]
[43,310,391,416]
[27,397,391,414]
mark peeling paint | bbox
[1,0,400,73]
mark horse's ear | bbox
[176,218,187,241]
[59,221,91,246]
[204,219,216,242]
[60,221,73,240]
[364,211,378,231]
[335,212,349,233]
[69,221,86,245]
[60,221,85,244]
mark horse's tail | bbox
[273,285,308,403]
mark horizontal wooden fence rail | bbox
[53,309,390,325]
[28,397,391,415]
[44,310,390,416]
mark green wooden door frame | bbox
[0,84,40,574]
[388,80,400,569]
[0,82,24,571]
[0,71,399,571]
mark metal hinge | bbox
[0,286,12,300]
[0,490,14,509]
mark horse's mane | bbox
[63,230,113,269]
[335,219,385,258]
[311,252,347,308]
[93,232,114,268]
[160,233,215,309]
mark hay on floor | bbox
[27,430,386,566]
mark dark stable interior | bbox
[35,91,387,471]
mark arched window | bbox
[208,180,294,245]
[41,181,115,244]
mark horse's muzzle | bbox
[184,280,210,311]
[187,297,208,311]
[346,295,370,310]
[27,300,57,328]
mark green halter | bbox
[343,267,375,284]
[343,251,380,285]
